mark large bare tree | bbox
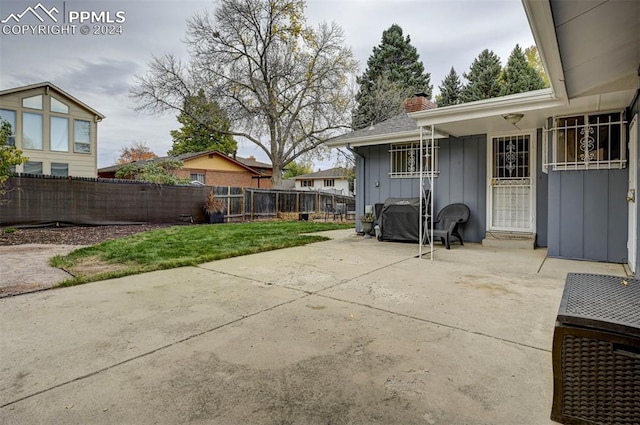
[131,0,357,185]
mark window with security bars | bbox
[389,142,438,178]
[552,112,626,170]
[493,135,529,178]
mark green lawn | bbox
[51,221,352,286]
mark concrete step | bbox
[482,232,535,250]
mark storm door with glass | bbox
[489,134,534,232]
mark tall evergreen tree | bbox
[168,89,237,156]
[353,24,432,130]
[437,67,463,106]
[500,44,546,95]
[461,49,502,103]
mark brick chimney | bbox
[403,93,437,113]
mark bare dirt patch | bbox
[0,224,172,296]
[65,256,132,279]
[0,224,171,246]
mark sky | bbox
[0,0,535,169]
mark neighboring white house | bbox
[291,167,352,195]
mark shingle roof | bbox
[236,156,272,169]
[328,113,419,144]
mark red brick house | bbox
[98,150,273,188]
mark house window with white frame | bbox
[190,172,205,184]
[324,179,334,187]
[51,162,69,177]
[552,111,625,170]
[389,141,438,178]
[24,161,43,174]
[301,179,313,187]
[23,112,43,150]
[74,119,91,153]
[50,116,69,152]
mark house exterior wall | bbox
[0,86,99,178]
[435,135,487,243]
[174,168,272,188]
[354,135,487,243]
[547,168,627,262]
[185,155,243,171]
[293,178,349,194]
[177,156,272,188]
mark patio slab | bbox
[0,229,628,424]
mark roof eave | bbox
[326,128,447,148]
[521,0,568,101]
[409,89,564,127]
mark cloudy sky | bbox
[0,0,534,168]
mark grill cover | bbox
[379,197,424,242]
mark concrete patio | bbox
[0,229,627,424]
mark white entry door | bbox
[489,134,534,232]
[628,115,638,273]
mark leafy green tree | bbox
[118,141,158,164]
[168,90,237,156]
[131,0,357,187]
[437,67,463,106]
[115,159,189,185]
[500,44,546,96]
[524,45,550,88]
[461,49,502,102]
[353,24,432,130]
[0,119,27,198]
[283,161,313,179]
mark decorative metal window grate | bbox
[547,111,626,170]
[389,142,438,178]
[493,135,529,178]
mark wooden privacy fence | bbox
[0,175,355,226]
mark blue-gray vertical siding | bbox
[435,135,486,243]
[354,135,487,243]
[547,169,627,262]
